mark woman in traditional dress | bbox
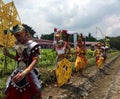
[75,34,87,76]
[93,42,104,71]
[54,30,72,87]
[54,30,71,61]
[3,24,42,99]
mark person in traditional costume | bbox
[75,34,87,76]
[101,43,108,63]
[101,38,110,63]
[3,24,42,99]
[93,42,104,71]
[54,30,72,87]
[54,30,71,61]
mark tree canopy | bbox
[40,32,120,50]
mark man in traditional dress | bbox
[3,24,42,99]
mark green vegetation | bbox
[38,49,56,67]
[0,75,8,99]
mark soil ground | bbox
[41,54,120,99]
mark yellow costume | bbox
[54,30,72,87]
[94,43,104,69]
[75,46,87,71]
[55,58,72,86]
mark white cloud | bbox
[104,15,120,36]
[3,0,120,38]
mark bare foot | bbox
[54,84,58,87]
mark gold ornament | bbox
[55,58,72,87]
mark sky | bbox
[3,0,120,39]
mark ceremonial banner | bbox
[0,1,21,47]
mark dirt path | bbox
[41,55,120,99]
[84,55,120,99]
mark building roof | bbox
[34,39,98,46]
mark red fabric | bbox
[5,74,38,99]
[15,53,19,61]
[62,30,67,34]
[54,28,57,32]
[96,56,99,62]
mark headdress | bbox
[55,30,62,39]
[10,24,24,34]
[78,33,84,44]
[22,24,36,37]
[96,42,102,47]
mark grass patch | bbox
[0,75,9,99]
